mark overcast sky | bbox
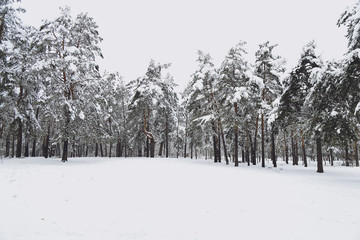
[20,0,355,92]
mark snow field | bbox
[0,157,360,240]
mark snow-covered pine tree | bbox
[338,1,360,167]
[254,41,285,168]
[217,41,252,166]
[184,51,224,163]
[277,41,322,167]
[38,7,103,162]
[128,59,170,158]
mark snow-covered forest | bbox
[2,0,360,173]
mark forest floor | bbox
[0,156,359,240]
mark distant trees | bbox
[2,0,360,173]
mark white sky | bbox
[20,0,355,93]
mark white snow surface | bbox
[1,157,360,240]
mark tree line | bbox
[1,0,360,173]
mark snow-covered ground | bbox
[1,157,359,240]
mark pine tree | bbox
[218,41,252,166]
[254,41,284,168]
[39,7,103,162]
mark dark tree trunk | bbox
[62,105,70,162]
[284,131,289,164]
[116,139,120,157]
[234,103,239,167]
[165,114,169,158]
[252,115,259,165]
[271,131,276,167]
[159,141,164,157]
[315,131,324,173]
[109,143,112,158]
[212,121,219,163]
[95,143,99,157]
[31,137,37,157]
[212,135,218,163]
[5,134,10,157]
[62,139,68,162]
[16,118,22,158]
[295,136,299,165]
[184,115,188,158]
[24,133,29,157]
[330,148,334,166]
[218,121,229,165]
[100,143,104,157]
[190,142,193,159]
[11,133,15,158]
[44,124,51,158]
[291,130,297,165]
[246,132,250,166]
[218,132,222,163]
[301,129,307,167]
[261,113,265,168]
[242,149,245,163]
[345,143,350,166]
[150,138,155,158]
[355,141,359,167]
[31,108,40,157]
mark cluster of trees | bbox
[2,0,360,173]
[183,2,360,173]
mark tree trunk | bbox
[330,148,334,166]
[190,142,193,159]
[315,131,324,173]
[159,141,164,156]
[24,133,29,157]
[16,118,22,158]
[345,143,350,166]
[252,115,259,165]
[100,142,104,157]
[5,134,10,157]
[165,114,169,158]
[246,131,250,166]
[271,131,276,167]
[62,139,68,162]
[212,121,219,163]
[355,141,359,167]
[95,143,99,157]
[301,129,307,167]
[284,131,289,164]
[234,103,239,167]
[219,120,229,165]
[291,129,296,165]
[11,133,15,158]
[150,138,155,158]
[295,136,299,165]
[261,112,265,168]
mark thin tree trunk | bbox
[24,132,29,157]
[345,143,350,167]
[190,142,193,159]
[246,131,250,166]
[284,131,289,164]
[261,112,265,168]
[95,143,98,157]
[165,114,169,158]
[16,118,22,158]
[219,120,229,165]
[100,142,104,157]
[159,141,164,156]
[252,115,259,165]
[315,131,324,173]
[301,129,307,167]
[234,103,239,167]
[11,133,15,158]
[355,140,359,167]
[330,148,334,166]
[271,131,276,167]
[62,139,68,162]
[5,134,10,157]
